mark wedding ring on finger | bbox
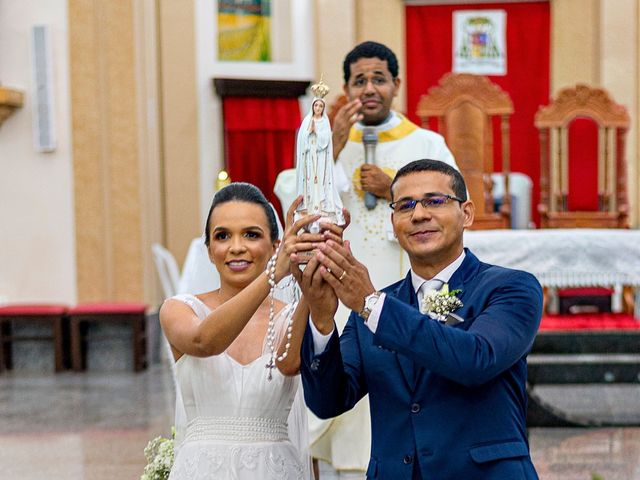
[326,267,332,274]
[338,270,347,281]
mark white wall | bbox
[0,0,76,303]
[194,0,315,225]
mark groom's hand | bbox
[291,253,337,335]
[315,240,376,313]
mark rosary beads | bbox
[264,247,296,381]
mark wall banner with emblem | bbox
[453,10,506,75]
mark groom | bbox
[295,159,542,479]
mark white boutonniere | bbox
[421,283,463,322]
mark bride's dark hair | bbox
[204,182,279,246]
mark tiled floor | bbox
[0,366,173,480]
[1,363,639,479]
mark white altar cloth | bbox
[464,229,640,288]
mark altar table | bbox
[463,229,640,288]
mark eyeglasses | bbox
[389,194,464,214]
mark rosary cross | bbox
[265,357,275,381]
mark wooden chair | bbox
[416,73,513,229]
[535,84,630,228]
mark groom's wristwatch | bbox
[359,291,382,322]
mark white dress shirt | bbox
[310,251,466,353]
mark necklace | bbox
[264,247,296,380]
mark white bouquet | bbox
[140,427,175,480]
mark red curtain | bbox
[222,97,301,218]
[406,2,550,226]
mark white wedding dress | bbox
[168,294,310,480]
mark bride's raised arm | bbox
[161,197,321,360]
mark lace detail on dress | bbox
[170,444,305,480]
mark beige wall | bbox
[0,0,76,304]
[551,0,601,87]
[65,0,199,304]
[159,0,201,265]
[600,0,638,227]
[355,0,406,113]
[69,0,146,302]
[315,0,356,105]
[315,0,406,111]
[134,0,164,303]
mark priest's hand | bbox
[360,164,393,200]
[315,240,376,313]
[332,99,363,160]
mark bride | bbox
[161,182,332,480]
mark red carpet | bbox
[540,313,640,331]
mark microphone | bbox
[362,127,378,210]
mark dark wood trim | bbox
[213,78,310,98]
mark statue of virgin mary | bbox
[295,79,345,233]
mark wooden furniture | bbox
[0,304,69,372]
[535,84,630,228]
[416,73,513,229]
[69,303,147,372]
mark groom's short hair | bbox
[390,159,467,202]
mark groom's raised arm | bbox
[300,312,368,419]
[376,269,542,387]
[313,239,543,388]
[291,252,368,419]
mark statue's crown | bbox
[310,77,330,99]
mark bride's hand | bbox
[274,197,322,282]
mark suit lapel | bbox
[446,248,480,305]
[414,249,481,388]
[389,272,418,391]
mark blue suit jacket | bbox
[301,249,542,479]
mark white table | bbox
[464,228,640,315]
[463,229,640,288]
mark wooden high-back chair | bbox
[535,84,630,228]
[416,73,513,230]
